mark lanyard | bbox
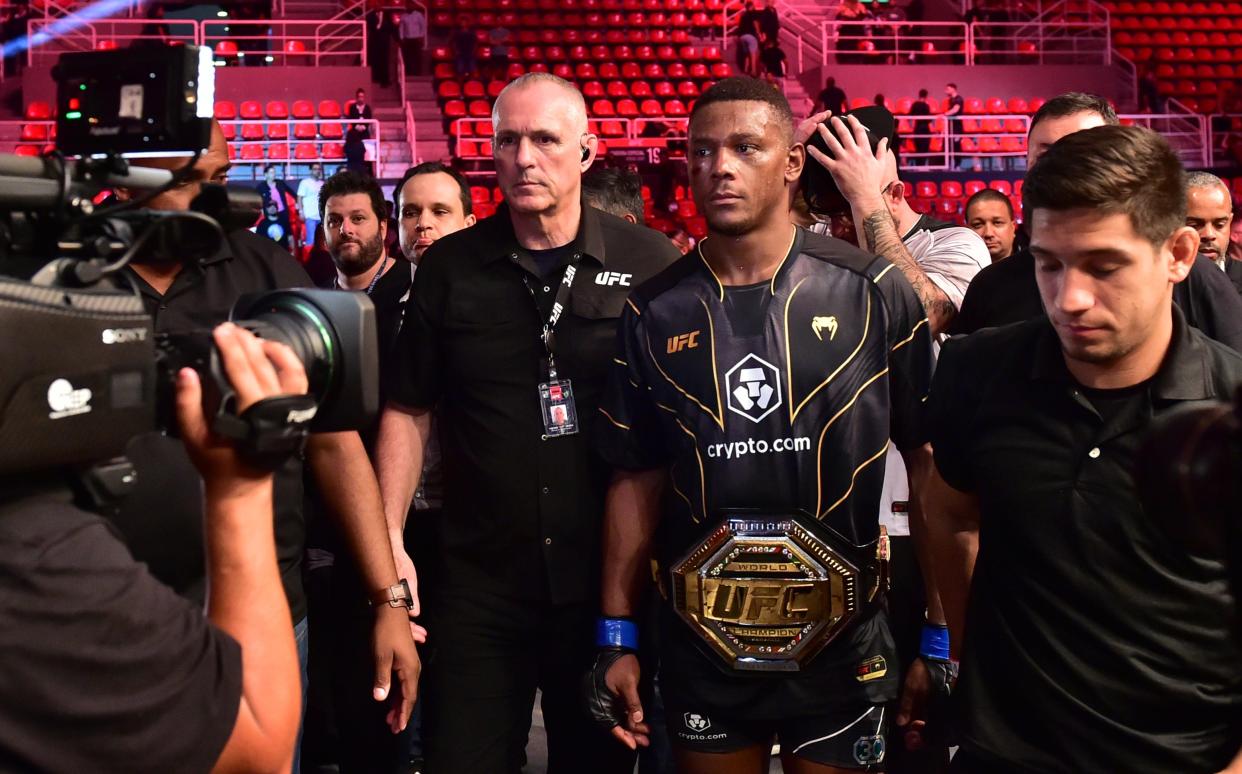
[520,255,580,380]
[364,255,390,296]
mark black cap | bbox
[801,105,899,216]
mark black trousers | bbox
[421,587,636,774]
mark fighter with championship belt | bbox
[585,78,936,773]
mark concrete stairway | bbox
[404,75,454,167]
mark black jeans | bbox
[421,587,636,774]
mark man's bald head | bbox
[124,119,232,212]
[492,73,589,135]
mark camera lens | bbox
[238,296,337,404]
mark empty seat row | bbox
[432,43,723,63]
[1112,15,1242,30]
[221,122,345,141]
[230,142,345,161]
[1107,1,1238,16]
[428,0,730,13]
[435,60,730,82]
[877,96,1047,116]
[913,179,1023,199]
[439,78,707,100]
[459,26,697,46]
[431,10,723,28]
[1115,46,1242,63]
[1114,30,1242,45]
[215,100,344,121]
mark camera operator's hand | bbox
[176,322,308,487]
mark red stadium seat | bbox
[576,63,597,79]
[607,81,629,97]
[989,180,1013,196]
[665,99,687,116]
[631,81,654,98]
[268,144,288,159]
[14,144,40,157]
[291,100,315,119]
[941,181,963,198]
[964,180,986,197]
[20,124,47,142]
[895,97,914,115]
[936,199,959,217]
[463,80,486,98]
[643,63,665,79]
[583,81,606,98]
[294,122,317,140]
[320,123,343,139]
[986,97,1006,114]
[266,101,288,119]
[617,98,639,117]
[444,100,467,117]
[468,100,491,117]
[284,40,307,54]
[592,98,616,116]
[215,41,239,58]
[240,144,263,160]
[239,101,262,120]
[677,80,699,98]
[640,98,663,116]
[267,123,288,140]
[97,39,118,50]
[214,101,237,120]
[221,122,237,140]
[292,143,317,160]
[710,62,731,78]
[1028,97,1045,113]
[964,97,985,114]
[323,143,345,160]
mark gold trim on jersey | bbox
[891,318,929,352]
[872,262,897,283]
[695,241,726,302]
[613,357,628,367]
[646,327,726,430]
[656,400,707,523]
[627,298,642,316]
[814,367,890,516]
[783,275,810,423]
[768,226,799,296]
[699,297,724,426]
[823,443,891,516]
[790,292,873,424]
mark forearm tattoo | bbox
[861,209,956,332]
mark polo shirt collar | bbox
[1029,304,1214,401]
[482,199,608,266]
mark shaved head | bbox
[493,73,588,134]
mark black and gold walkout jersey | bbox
[598,227,934,561]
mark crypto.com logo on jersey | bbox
[725,353,782,423]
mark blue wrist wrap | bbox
[920,623,951,661]
[596,617,639,651]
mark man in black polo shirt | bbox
[110,121,419,767]
[949,92,1242,351]
[924,125,1242,773]
[376,73,679,771]
[590,77,934,772]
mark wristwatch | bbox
[369,578,414,609]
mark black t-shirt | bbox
[386,203,680,603]
[737,9,760,36]
[946,94,964,116]
[950,249,1242,353]
[111,229,315,622]
[909,99,932,131]
[528,243,577,279]
[760,45,787,76]
[929,311,1242,773]
[818,85,846,115]
[757,6,779,38]
[0,480,242,774]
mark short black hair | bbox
[1029,91,1118,134]
[965,188,1014,220]
[263,163,278,173]
[918,88,928,98]
[1023,124,1185,247]
[582,167,645,223]
[393,161,473,217]
[318,169,387,222]
[946,82,958,90]
[690,76,794,142]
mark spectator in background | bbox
[944,82,964,164]
[910,88,933,165]
[582,167,645,223]
[453,16,477,76]
[1,4,29,76]
[1138,61,1164,113]
[297,162,326,258]
[816,76,848,115]
[345,89,374,176]
[760,36,788,79]
[756,0,780,43]
[488,24,512,80]
[836,0,872,62]
[135,4,169,47]
[874,93,888,108]
[366,6,395,88]
[1185,171,1236,275]
[255,163,296,249]
[736,1,761,76]
[1231,209,1242,261]
[965,188,1018,262]
[399,5,426,76]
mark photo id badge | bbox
[538,379,578,437]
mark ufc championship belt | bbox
[669,512,887,672]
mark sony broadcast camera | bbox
[0,45,377,487]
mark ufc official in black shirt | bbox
[950,92,1242,351]
[591,79,934,772]
[376,74,679,772]
[925,127,1242,774]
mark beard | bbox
[330,232,386,277]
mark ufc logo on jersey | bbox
[667,331,700,353]
[595,271,632,287]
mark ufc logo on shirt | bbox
[667,331,700,353]
[595,271,632,287]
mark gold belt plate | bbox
[670,517,865,672]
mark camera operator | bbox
[0,323,303,773]
[111,120,419,763]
